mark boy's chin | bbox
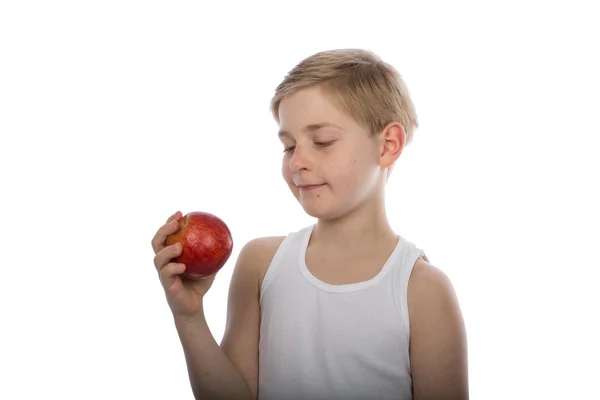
[300,203,345,221]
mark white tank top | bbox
[258,224,427,400]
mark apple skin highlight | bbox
[165,211,233,280]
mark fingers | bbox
[159,262,186,289]
[151,211,182,254]
[165,210,182,224]
[153,242,182,272]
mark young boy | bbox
[151,49,468,400]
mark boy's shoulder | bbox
[408,257,456,305]
[238,225,311,271]
[241,236,286,260]
[407,256,464,342]
[237,235,287,282]
[233,225,311,286]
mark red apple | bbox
[165,211,233,280]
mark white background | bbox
[1,1,599,399]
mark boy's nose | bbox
[289,147,311,172]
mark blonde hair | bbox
[270,49,419,145]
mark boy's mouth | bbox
[298,183,326,191]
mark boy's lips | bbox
[297,183,326,191]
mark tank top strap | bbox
[391,236,428,345]
[260,225,311,298]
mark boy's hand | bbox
[151,211,216,320]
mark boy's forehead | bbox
[278,88,358,135]
[278,122,344,138]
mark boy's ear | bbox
[379,122,405,168]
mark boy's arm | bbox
[408,258,469,400]
[176,237,281,400]
[220,236,284,399]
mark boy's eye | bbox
[282,141,334,154]
[315,141,334,147]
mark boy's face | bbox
[277,85,387,220]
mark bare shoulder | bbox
[407,257,469,399]
[237,236,286,282]
[408,257,458,301]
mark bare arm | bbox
[175,313,251,400]
[220,236,283,399]
[408,258,469,400]
[175,237,281,400]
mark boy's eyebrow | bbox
[278,122,343,138]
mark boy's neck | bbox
[311,199,397,253]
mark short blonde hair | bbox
[270,49,419,145]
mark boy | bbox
[151,49,468,400]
